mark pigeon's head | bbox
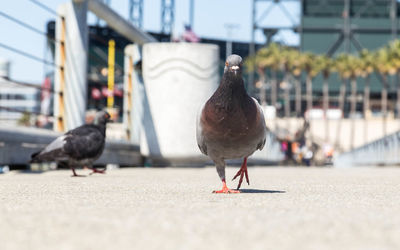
[93,111,111,126]
[224,54,243,75]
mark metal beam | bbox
[129,0,143,28]
[161,0,174,34]
[277,1,297,25]
[248,0,256,95]
[87,0,156,44]
[350,34,363,51]
[391,0,398,40]
[255,0,298,2]
[343,0,351,53]
[189,0,194,29]
[251,0,300,49]
[292,26,400,34]
[327,33,344,56]
[299,0,304,51]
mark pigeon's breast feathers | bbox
[201,96,260,141]
[200,55,253,136]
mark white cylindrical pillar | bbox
[141,43,219,161]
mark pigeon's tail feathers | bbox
[30,148,68,163]
[30,151,42,163]
[30,150,54,163]
[252,97,267,151]
[41,135,67,154]
[30,135,68,163]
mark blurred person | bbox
[302,145,313,166]
[181,24,200,43]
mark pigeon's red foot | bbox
[85,166,106,175]
[232,157,249,190]
[213,180,240,194]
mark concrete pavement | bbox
[0,167,399,250]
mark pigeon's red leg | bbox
[232,157,249,190]
[213,179,240,194]
[85,166,106,175]
[71,168,85,177]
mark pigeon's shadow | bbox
[239,189,286,194]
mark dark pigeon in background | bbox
[196,54,267,193]
[30,111,111,177]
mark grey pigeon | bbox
[196,54,267,193]
[30,111,111,177]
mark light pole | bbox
[224,23,239,58]
[189,0,194,29]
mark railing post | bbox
[55,17,66,132]
[107,39,115,108]
[124,44,142,144]
[124,51,134,140]
[54,1,88,132]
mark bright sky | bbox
[0,0,299,83]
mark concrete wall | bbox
[335,130,400,167]
[269,117,400,152]
[0,126,142,166]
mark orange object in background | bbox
[292,142,299,154]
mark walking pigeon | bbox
[30,111,111,177]
[196,54,267,193]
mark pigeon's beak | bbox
[105,113,112,123]
[230,65,240,75]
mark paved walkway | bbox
[1,167,399,250]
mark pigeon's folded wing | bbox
[196,104,207,155]
[30,135,69,162]
[252,97,267,151]
[63,125,105,160]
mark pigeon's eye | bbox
[225,62,229,67]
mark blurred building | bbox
[301,0,399,54]
[301,0,400,116]
[0,59,40,126]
